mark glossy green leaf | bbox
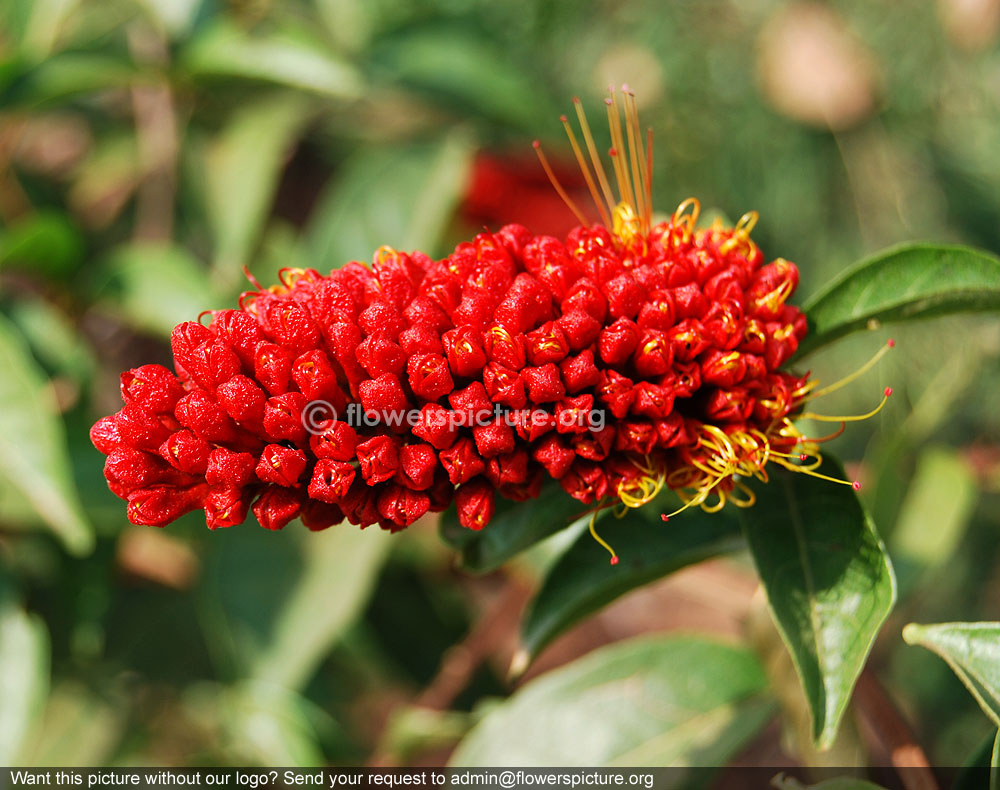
[0,591,49,764]
[519,496,744,662]
[450,635,774,768]
[739,457,896,749]
[201,523,391,690]
[798,243,1000,357]
[96,242,218,338]
[0,314,92,554]
[182,22,363,98]
[902,622,1000,726]
[439,479,586,574]
[306,129,474,268]
[202,95,314,285]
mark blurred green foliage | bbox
[0,0,999,776]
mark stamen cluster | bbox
[90,203,811,533]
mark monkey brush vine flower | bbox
[91,88,892,558]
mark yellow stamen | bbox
[588,511,619,565]
[560,114,612,228]
[799,387,893,422]
[532,141,590,227]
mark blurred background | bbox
[1,0,999,772]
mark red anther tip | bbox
[852,481,862,491]
[609,147,618,156]
[610,556,619,565]
[884,387,893,397]
[887,339,895,348]
[572,96,581,103]
[799,454,809,461]
[559,114,568,122]
[660,514,669,522]
[532,140,541,149]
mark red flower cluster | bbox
[90,200,811,534]
[94,90,880,540]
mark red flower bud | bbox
[407,353,455,402]
[482,363,527,409]
[256,444,307,487]
[120,365,184,414]
[254,342,292,395]
[356,333,407,378]
[456,479,495,530]
[263,392,308,445]
[400,324,444,356]
[412,403,459,450]
[205,486,253,529]
[442,325,488,378]
[377,483,430,529]
[532,434,576,479]
[560,350,601,394]
[473,419,515,458]
[525,321,570,365]
[439,437,486,485]
[559,460,607,504]
[555,309,601,351]
[396,443,437,490]
[252,486,301,530]
[206,447,256,488]
[522,363,565,404]
[599,317,639,367]
[175,392,238,444]
[356,435,400,484]
[308,459,356,503]
[216,374,267,431]
[160,429,211,474]
[127,484,205,526]
[310,421,358,462]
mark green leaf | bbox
[739,457,896,749]
[889,446,977,596]
[798,243,1000,357]
[992,730,999,790]
[0,592,49,764]
[95,242,218,338]
[217,681,326,767]
[182,21,363,99]
[450,635,774,768]
[519,496,744,662]
[902,621,1000,726]
[374,30,551,129]
[8,296,96,384]
[201,95,314,285]
[200,523,391,690]
[0,211,84,278]
[0,53,139,107]
[306,130,474,268]
[0,314,92,554]
[439,478,586,574]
